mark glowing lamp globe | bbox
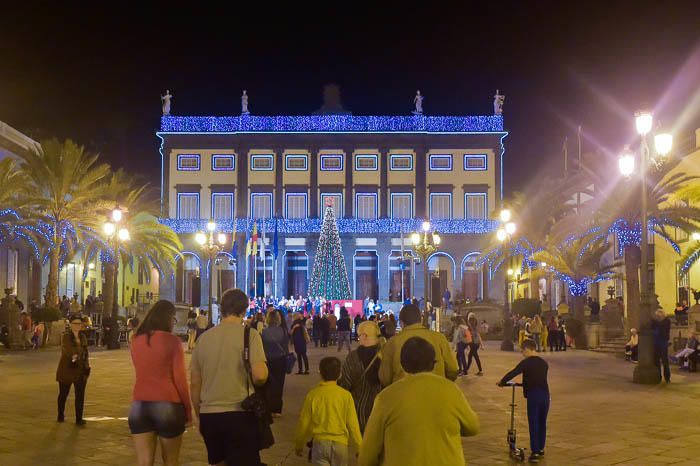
[496,228,507,242]
[118,228,130,242]
[507,268,514,276]
[692,232,700,241]
[500,209,512,223]
[195,231,206,245]
[104,222,116,237]
[654,133,672,157]
[217,233,226,245]
[411,233,420,245]
[111,208,123,222]
[505,222,516,235]
[618,146,635,177]
[635,111,653,136]
[422,221,431,232]
[88,262,95,270]
[206,221,216,232]
[433,233,441,245]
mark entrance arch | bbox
[427,252,456,303]
[461,252,483,302]
[175,252,201,306]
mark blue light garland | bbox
[160,114,504,133]
[550,269,616,297]
[161,218,499,235]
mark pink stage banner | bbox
[330,300,364,318]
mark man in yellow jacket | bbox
[359,337,480,466]
[295,357,362,464]
[379,304,459,386]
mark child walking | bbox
[498,339,549,463]
[295,357,362,465]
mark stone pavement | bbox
[1,341,700,465]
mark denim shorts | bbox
[128,401,186,438]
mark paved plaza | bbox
[1,342,700,466]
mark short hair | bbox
[399,304,421,325]
[319,357,342,381]
[400,337,436,374]
[221,289,249,317]
[521,339,537,352]
[357,320,381,338]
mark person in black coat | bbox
[320,314,331,348]
[652,309,671,383]
[290,313,310,374]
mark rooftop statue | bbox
[413,90,424,115]
[161,89,173,116]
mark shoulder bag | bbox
[271,337,296,374]
[241,326,275,450]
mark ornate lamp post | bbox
[195,221,227,324]
[497,209,517,351]
[411,221,441,308]
[103,207,130,315]
[618,111,672,384]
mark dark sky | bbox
[2,1,700,195]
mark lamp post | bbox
[411,221,441,310]
[103,207,130,315]
[497,209,517,351]
[195,221,227,325]
[618,110,672,384]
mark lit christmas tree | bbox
[309,200,352,300]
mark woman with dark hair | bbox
[291,312,310,374]
[262,310,289,416]
[466,313,483,376]
[128,300,191,466]
[56,314,90,425]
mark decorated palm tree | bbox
[18,139,112,307]
[84,170,182,316]
[533,229,615,348]
[0,158,42,258]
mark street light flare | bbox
[654,132,673,156]
[635,111,653,136]
[618,146,635,177]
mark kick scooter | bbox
[505,382,526,461]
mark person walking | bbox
[186,309,197,353]
[547,316,559,352]
[195,310,208,340]
[466,313,483,376]
[338,321,383,434]
[261,310,289,417]
[328,311,338,346]
[336,307,353,353]
[190,288,269,466]
[129,301,192,466]
[358,337,480,466]
[379,304,459,386]
[452,317,471,377]
[312,313,322,347]
[56,314,91,425]
[291,312,310,374]
[652,309,671,383]
[295,357,363,465]
[320,313,330,348]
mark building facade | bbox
[158,111,507,308]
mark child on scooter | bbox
[497,339,549,463]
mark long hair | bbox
[135,300,176,346]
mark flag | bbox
[245,220,251,258]
[400,226,405,269]
[259,219,266,259]
[251,221,259,257]
[273,218,279,259]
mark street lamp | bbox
[497,209,517,351]
[103,207,129,314]
[619,110,673,384]
[195,221,227,324]
[411,222,440,311]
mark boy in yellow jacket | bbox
[295,357,362,465]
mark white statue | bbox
[161,89,173,116]
[493,89,505,115]
[241,90,249,115]
[413,90,424,115]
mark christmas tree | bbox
[308,201,352,300]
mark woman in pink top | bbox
[129,300,192,466]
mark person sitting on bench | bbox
[673,330,699,370]
[625,328,638,362]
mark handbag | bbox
[242,326,275,450]
[272,339,296,374]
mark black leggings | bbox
[466,343,482,372]
[58,379,87,421]
[296,350,309,372]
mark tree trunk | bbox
[529,269,539,300]
[103,262,115,318]
[572,294,588,349]
[623,245,641,330]
[45,234,60,308]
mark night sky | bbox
[2,2,700,195]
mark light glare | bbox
[635,111,653,135]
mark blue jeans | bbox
[531,333,541,351]
[526,388,550,454]
[456,342,468,373]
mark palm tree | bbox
[18,139,112,308]
[533,230,615,349]
[84,170,182,315]
[579,159,700,329]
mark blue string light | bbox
[161,218,499,235]
[160,114,504,133]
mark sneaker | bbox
[528,454,540,463]
[457,371,465,377]
[75,419,86,426]
[533,451,544,458]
